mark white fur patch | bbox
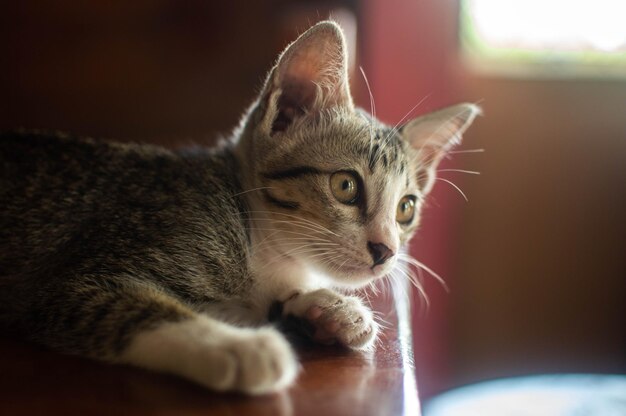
[120,316,299,394]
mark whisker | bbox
[382,95,431,147]
[322,253,348,275]
[364,279,380,297]
[229,186,275,198]
[283,247,335,259]
[251,215,332,232]
[415,119,457,157]
[371,95,432,168]
[371,313,392,331]
[244,227,332,241]
[306,250,343,262]
[447,148,485,154]
[359,66,376,119]
[359,66,377,161]
[253,219,336,238]
[254,244,336,273]
[398,254,449,292]
[435,178,469,202]
[396,266,430,313]
[257,236,338,244]
[437,169,480,175]
[415,104,481,160]
[387,271,404,303]
[245,230,338,257]
[360,287,372,304]
[244,210,339,237]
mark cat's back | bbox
[1,130,179,189]
[1,130,171,199]
[0,131,249,295]
[1,130,187,229]
[0,129,243,211]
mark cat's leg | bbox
[122,314,298,394]
[25,277,298,394]
[281,288,378,350]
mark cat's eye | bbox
[396,196,416,224]
[330,172,359,205]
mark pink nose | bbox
[367,242,394,266]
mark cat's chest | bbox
[245,240,329,307]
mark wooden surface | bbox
[0,293,419,416]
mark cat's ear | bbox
[259,21,354,135]
[401,103,481,194]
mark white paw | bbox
[196,327,299,394]
[282,289,378,349]
[123,319,299,395]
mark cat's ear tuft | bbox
[401,103,481,194]
[261,21,354,134]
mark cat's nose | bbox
[367,242,394,266]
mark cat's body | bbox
[0,22,479,394]
[0,132,251,331]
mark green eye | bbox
[330,172,359,204]
[397,196,416,224]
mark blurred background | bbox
[2,0,624,406]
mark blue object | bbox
[424,374,626,416]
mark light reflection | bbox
[393,274,420,416]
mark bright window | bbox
[460,0,626,77]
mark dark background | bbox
[2,0,624,403]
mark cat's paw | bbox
[123,318,298,395]
[204,327,299,394]
[282,289,378,349]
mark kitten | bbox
[0,21,479,394]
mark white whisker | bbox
[437,169,480,175]
[359,66,377,163]
[382,95,431,146]
[396,265,430,313]
[229,186,275,198]
[244,227,333,241]
[244,210,339,237]
[359,66,376,120]
[398,254,449,292]
[447,148,485,154]
[254,219,337,238]
[435,178,469,202]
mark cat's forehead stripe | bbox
[365,129,406,176]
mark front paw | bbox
[282,289,378,349]
[190,327,299,395]
[123,319,298,395]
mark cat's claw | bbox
[282,289,378,349]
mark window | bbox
[460,0,626,77]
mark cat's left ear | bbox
[259,21,354,135]
[401,103,481,194]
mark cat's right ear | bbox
[258,21,354,135]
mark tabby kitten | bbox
[0,21,479,394]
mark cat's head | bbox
[235,21,480,288]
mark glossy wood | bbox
[0,291,419,416]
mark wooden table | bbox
[0,292,420,416]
